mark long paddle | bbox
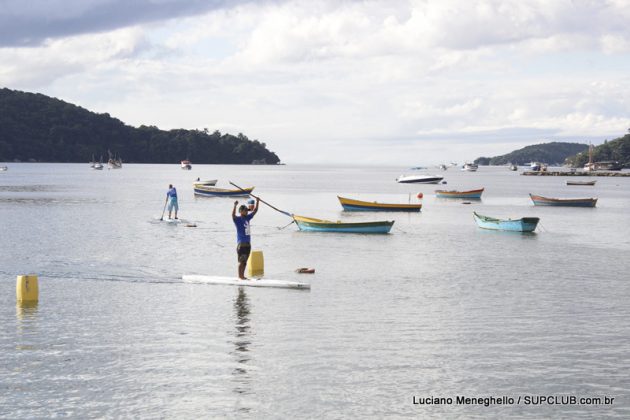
[229,181,293,217]
[159,199,167,220]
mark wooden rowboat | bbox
[529,194,597,207]
[337,196,421,212]
[473,211,539,232]
[566,180,596,186]
[194,185,254,197]
[293,215,394,234]
[435,188,484,199]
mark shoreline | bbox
[522,170,630,177]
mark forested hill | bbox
[0,88,280,164]
[565,132,630,168]
[474,142,588,166]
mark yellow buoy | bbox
[247,250,264,278]
[16,275,39,303]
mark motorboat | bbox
[193,179,218,187]
[462,163,478,172]
[181,160,192,170]
[396,174,444,184]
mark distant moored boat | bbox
[396,174,443,184]
[194,185,254,197]
[435,188,484,199]
[529,194,597,207]
[462,163,478,172]
[293,215,394,234]
[337,196,422,212]
[566,180,596,186]
[192,179,217,187]
[107,151,122,169]
[473,211,539,232]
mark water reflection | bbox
[16,301,38,321]
[232,287,252,408]
[16,302,38,350]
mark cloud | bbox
[0,0,254,47]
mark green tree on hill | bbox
[565,132,630,168]
[0,87,281,164]
[474,142,588,166]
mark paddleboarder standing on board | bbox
[166,184,178,220]
[232,198,260,279]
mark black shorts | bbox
[237,243,251,263]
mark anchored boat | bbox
[396,174,444,184]
[435,188,484,199]
[566,180,596,186]
[293,215,394,233]
[473,211,539,232]
[337,196,421,212]
[461,163,478,172]
[181,160,192,170]
[194,185,254,197]
[529,194,597,207]
[193,179,218,187]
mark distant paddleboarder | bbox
[165,184,178,219]
[232,198,260,279]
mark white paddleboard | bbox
[161,218,188,224]
[182,274,310,290]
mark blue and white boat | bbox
[293,215,394,234]
[473,211,539,232]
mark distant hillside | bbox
[565,132,630,168]
[474,142,588,166]
[0,88,280,164]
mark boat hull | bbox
[193,180,218,187]
[566,181,596,186]
[396,175,443,184]
[182,275,310,290]
[293,215,394,233]
[473,212,539,232]
[529,194,597,207]
[338,196,421,212]
[194,186,254,197]
[435,188,484,199]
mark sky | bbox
[1,0,630,165]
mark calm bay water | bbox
[1,163,630,418]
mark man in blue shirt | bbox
[232,198,260,279]
[165,184,178,219]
